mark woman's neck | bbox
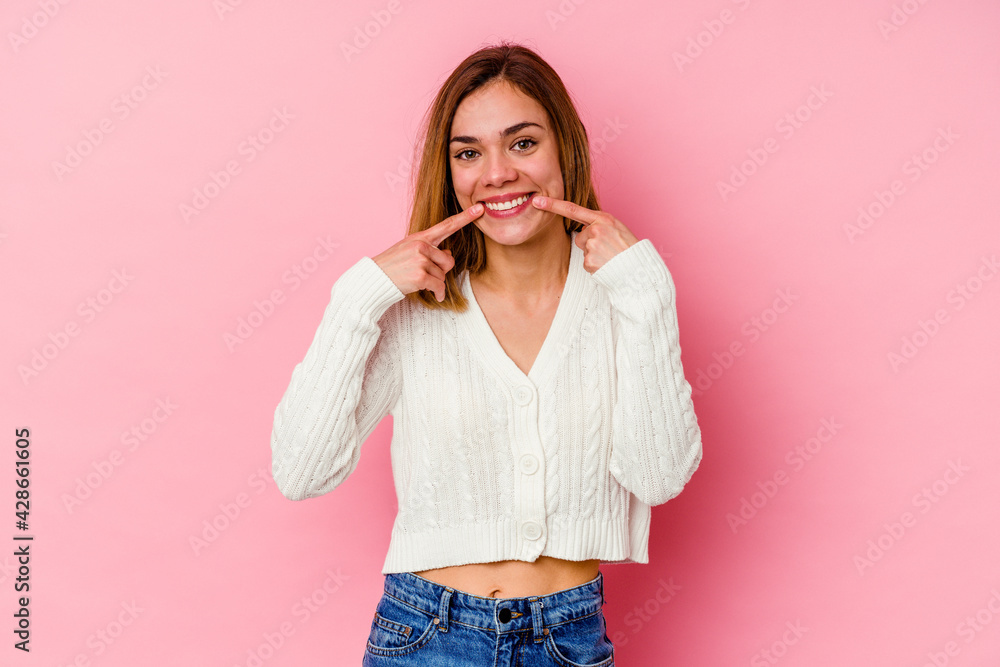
[474,227,572,303]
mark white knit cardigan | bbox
[271,230,702,574]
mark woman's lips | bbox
[481,192,535,219]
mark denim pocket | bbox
[365,592,439,657]
[544,610,615,667]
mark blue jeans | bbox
[361,571,615,666]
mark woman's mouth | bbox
[481,192,535,219]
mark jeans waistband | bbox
[383,571,605,639]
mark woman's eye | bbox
[454,140,534,161]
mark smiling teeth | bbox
[485,194,530,211]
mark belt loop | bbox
[529,597,546,642]
[437,587,453,633]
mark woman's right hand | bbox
[373,203,483,302]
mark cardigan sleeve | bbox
[590,239,702,507]
[270,256,406,501]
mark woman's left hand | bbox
[531,196,640,274]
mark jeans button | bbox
[498,607,512,623]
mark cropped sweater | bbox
[270,229,702,574]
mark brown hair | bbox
[403,41,601,312]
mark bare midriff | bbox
[412,556,601,598]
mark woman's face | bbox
[448,80,565,246]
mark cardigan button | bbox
[519,454,539,475]
[514,385,533,406]
[521,521,542,540]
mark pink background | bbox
[3,0,999,665]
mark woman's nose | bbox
[480,151,518,187]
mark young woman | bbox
[271,41,702,666]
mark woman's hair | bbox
[404,41,601,312]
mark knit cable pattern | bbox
[271,239,702,573]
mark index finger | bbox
[531,196,602,226]
[422,203,484,248]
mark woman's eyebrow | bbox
[449,121,544,145]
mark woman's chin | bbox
[475,212,561,246]
[477,221,537,246]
